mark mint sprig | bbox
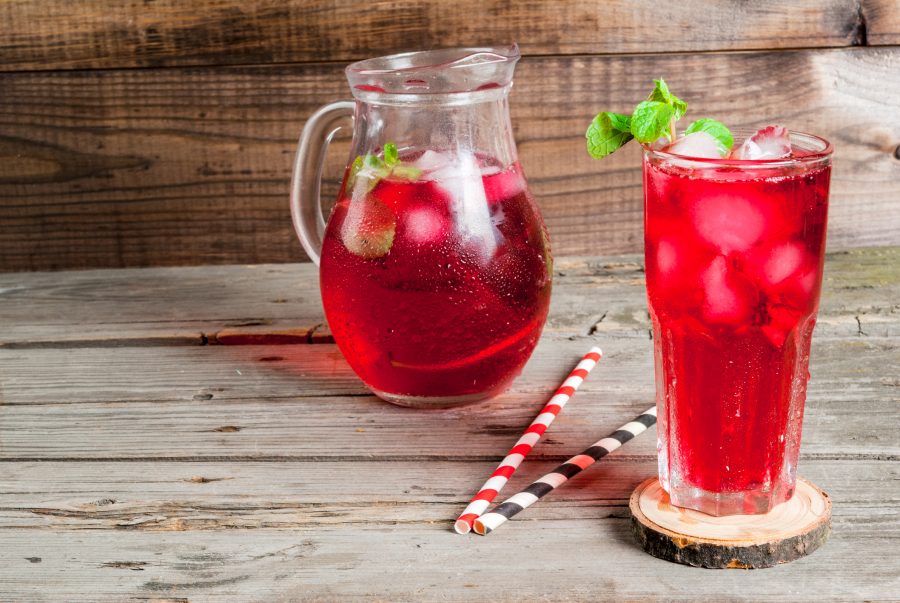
[630,100,675,144]
[585,79,733,159]
[348,142,422,191]
[648,79,687,122]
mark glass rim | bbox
[642,128,833,169]
[345,45,520,99]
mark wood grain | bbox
[1,459,891,531]
[1,511,897,602]
[0,251,898,601]
[630,478,832,568]
[0,0,878,72]
[866,0,900,45]
[1,335,897,460]
[1,248,897,346]
[1,48,899,271]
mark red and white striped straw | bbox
[453,346,602,534]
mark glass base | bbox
[371,388,499,409]
[667,481,795,516]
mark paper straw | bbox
[474,405,657,535]
[453,347,603,535]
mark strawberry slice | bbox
[340,193,396,259]
[732,125,792,160]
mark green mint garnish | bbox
[383,143,399,166]
[648,79,687,122]
[348,142,420,191]
[586,112,634,159]
[630,100,676,143]
[391,165,423,180]
[585,78,732,160]
[684,119,734,156]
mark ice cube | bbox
[413,150,451,175]
[483,166,526,204]
[739,240,815,309]
[761,241,805,286]
[732,125,791,160]
[700,256,756,325]
[664,132,722,159]
[405,206,448,245]
[690,194,766,253]
[656,239,679,277]
[433,151,497,260]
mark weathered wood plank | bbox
[1,248,897,346]
[1,336,896,459]
[0,0,869,72]
[2,459,895,530]
[1,49,899,271]
[867,0,900,45]
[0,509,897,602]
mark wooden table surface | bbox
[1,247,898,601]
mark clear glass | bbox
[642,130,832,515]
[291,46,552,408]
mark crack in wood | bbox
[143,575,251,592]
[185,476,233,483]
[587,311,608,336]
[855,315,869,336]
[102,560,147,570]
[855,0,870,45]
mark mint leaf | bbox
[383,143,399,166]
[670,96,687,121]
[630,101,675,143]
[586,112,634,159]
[648,78,672,104]
[348,142,425,191]
[685,119,733,156]
[648,78,687,121]
[391,165,423,180]
[348,155,364,186]
[608,112,632,134]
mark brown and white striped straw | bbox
[474,405,657,535]
[453,347,602,534]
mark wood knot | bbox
[893,144,900,161]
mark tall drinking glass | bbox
[642,130,832,515]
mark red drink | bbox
[320,152,552,406]
[644,132,832,515]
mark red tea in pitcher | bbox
[320,150,552,406]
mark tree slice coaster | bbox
[629,477,831,569]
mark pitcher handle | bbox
[290,100,355,265]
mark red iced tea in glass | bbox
[643,131,832,515]
[320,151,552,406]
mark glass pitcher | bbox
[290,45,552,408]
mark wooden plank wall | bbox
[1,1,899,271]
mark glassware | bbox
[290,46,552,408]
[642,129,832,515]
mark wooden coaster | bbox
[629,477,831,569]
